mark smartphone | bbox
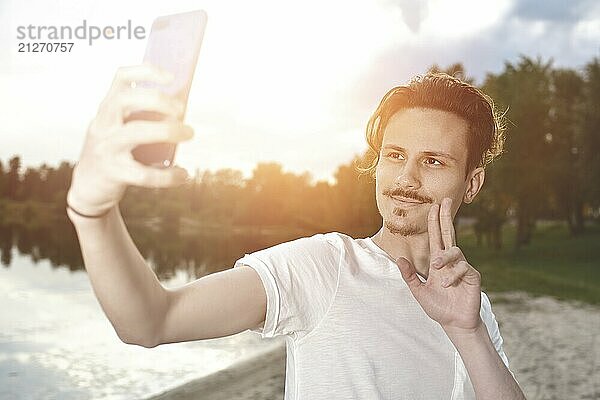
[127,10,208,168]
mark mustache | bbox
[382,188,433,204]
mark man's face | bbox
[375,107,472,236]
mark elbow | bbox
[116,330,160,348]
[121,336,159,349]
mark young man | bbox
[66,67,526,399]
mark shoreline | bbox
[145,343,286,400]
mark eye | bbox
[386,152,404,160]
[424,157,443,166]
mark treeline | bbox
[0,155,381,236]
[477,56,599,247]
[0,56,598,248]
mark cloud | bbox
[396,0,429,33]
[510,0,598,23]
[350,0,599,91]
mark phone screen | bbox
[128,10,207,168]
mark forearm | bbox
[444,321,526,400]
[68,205,168,347]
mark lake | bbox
[0,219,292,400]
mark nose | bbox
[394,160,421,189]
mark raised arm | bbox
[69,207,267,347]
[67,64,266,347]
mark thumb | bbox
[396,257,423,291]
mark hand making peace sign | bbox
[396,197,483,336]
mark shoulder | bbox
[235,232,344,282]
[248,232,342,260]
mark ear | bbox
[463,167,485,204]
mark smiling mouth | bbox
[390,195,424,205]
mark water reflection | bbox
[1,211,297,400]
[0,211,317,279]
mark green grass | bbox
[458,222,600,305]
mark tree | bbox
[581,58,600,214]
[237,162,294,226]
[468,164,511,249]
[0,160,5,198]
[548,68,586,234]
[333,153,380,235]
[483,56,554,248]
[189,168,205,214]
[6,156,21,200]
[21,167,43,201]
[206,168,245,221]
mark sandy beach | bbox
[146,344,287,400]
[147,291,600,400]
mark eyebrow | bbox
[381,144,458,162]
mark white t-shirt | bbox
[234,231,513,400]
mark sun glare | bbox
[195,0,400,135]
[420,0,512,40]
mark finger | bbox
[108,160,189,188]
[441,261,481,287]
[396,257,424,293]
[110,63,174,93]
[439,197,456,250]
[117,88,184,121]
[111,121,194,149]
[428,203,443,256]
[431,246,463,269]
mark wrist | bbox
[66,202,117,225]
[442,318,486,340]
[66,190,114,220]
[66,203,112,218]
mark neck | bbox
[371,226,431,279]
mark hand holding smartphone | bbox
[128,10,208,168]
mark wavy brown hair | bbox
[356,72,506,180]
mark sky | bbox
[0,0,598,184]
